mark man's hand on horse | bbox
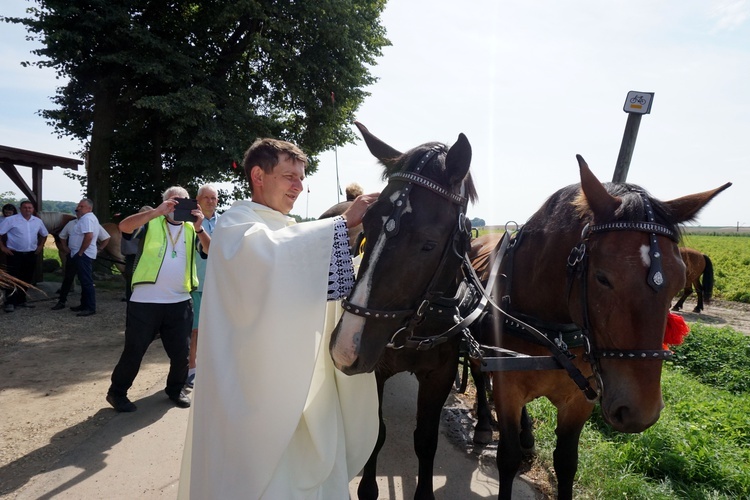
[342,193,379,228]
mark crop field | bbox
[678,233,750,303]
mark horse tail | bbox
[702,254,714,303]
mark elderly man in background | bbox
[107,186,209,412]
[185,184,218,389]
[0,200,48,313]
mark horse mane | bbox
[534,182,683,238]
[380,141,478,204]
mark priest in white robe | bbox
[179,138,380,499]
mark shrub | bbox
[669,323,750,394]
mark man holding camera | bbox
[106,186,208,412]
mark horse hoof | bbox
[671,306,680,311]
[692,308,702,313]
[472,429,493,445]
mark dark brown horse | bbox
[672,247,714,313]
[469,156,730,499]
[329,122,477,500]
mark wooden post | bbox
[613,91,654,183]
[612,114,642,183]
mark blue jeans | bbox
[72,254,96,311]
[58,254,77,303]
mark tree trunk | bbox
[88,85,119,222]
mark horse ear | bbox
[662,182,732,223]
[446,133,472,184]
[577,154,621,217]
[354,121,402,165]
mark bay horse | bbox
[329,122,478,500]
[469,156,730,499]
[39,213,126,274]
[38,211,76,260]
[98,222,126,273]
[671,247,714,313]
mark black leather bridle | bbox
[340,147,478,350]
[565,190,679,399]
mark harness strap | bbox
[476,229,600,401]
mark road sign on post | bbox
[613,91,655,183]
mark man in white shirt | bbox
[67,199,100,317]
[0,200,48,312]
[51,215,110,311]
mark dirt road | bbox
[1,285,747,498]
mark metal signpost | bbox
[612,91,654,183]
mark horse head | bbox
[329,122,476,374]
[519,155,730,432]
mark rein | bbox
[341,147,478,349]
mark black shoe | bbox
[168,390,191,408]
[70,305,85,312]
[106,394,137,412]
[77,310,96,317]
[17,303,35,308]
[51,302,66,310]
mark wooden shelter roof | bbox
[0,144,83,209]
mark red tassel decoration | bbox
[663,312,690,350]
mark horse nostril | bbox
[612,405,629,427]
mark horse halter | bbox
[567,189,679,398]
[340,147,473,349]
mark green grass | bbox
[678,234,750,303]
[525,325,750,499]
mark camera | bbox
[173,198,198,222]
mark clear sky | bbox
[2,0,748,226]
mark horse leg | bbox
[671,288,691,311]
[519,405,535,453]
[469,360,494,444]
[552,400,592,500]
[693,281,704,313]
[413,359,458,499]
[357,373,388,500]
[492,378,524,500]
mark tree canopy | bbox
[4,0,389,220]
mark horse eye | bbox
[421,241,438,252]
[595,272,612,288]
